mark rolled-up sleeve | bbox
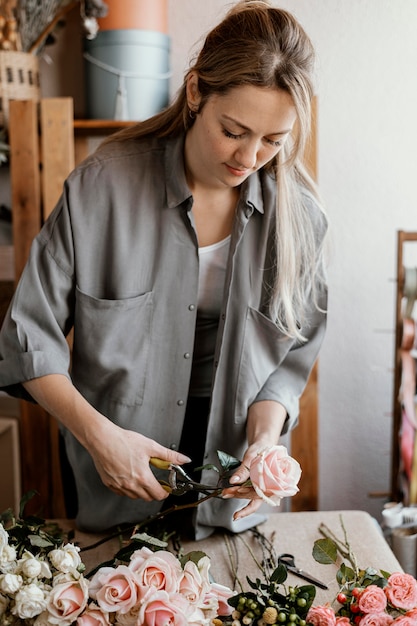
[0,193,75,400]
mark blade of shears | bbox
[286,564,328,590]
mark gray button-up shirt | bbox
[0,133,327,537]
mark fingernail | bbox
[222,492,232,499]
[230,475,241,484]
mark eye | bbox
[265,138,283,148]
[223,129,242,140]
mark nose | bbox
[234,140,258,170]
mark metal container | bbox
[84,29,170,121]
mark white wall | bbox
[168,0,417,520]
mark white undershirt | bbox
[197,235,231,316]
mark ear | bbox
[186,71,202,111]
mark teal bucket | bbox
[84,29,171,121]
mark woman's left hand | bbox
[221,399,288,520]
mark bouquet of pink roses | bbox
[307,519,417,626]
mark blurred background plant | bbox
[0,0,108,54]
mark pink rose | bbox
[88,565,141,614]
[129,547,182,594]
[137,589,189,626]
[47,578,89,624]
[306,604,337,626]
[178,558,210,606]
[205,582,235,616]
[249,445,301,505]
[76,603,110,625]
[385,573,417,610]
[358,586,388,613]
[358,614,394,626]
[392,617,417,625]
[336,618,351,625]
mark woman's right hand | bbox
[88,420,191,501]
[23,374,191,502]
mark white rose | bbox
[0,544,17,568]
[0,572,23,594]
[0,592,9,616]
[12,582,46,619]
[49,544,82,573]
[20,551,52,580]
[0,525,9,551]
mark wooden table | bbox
[63,510,401,605]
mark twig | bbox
[79,490,222,554]
[224,534,244,593]
[28,0,79,54]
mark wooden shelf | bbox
[73,119,137,135]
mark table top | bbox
[63,510,401,605]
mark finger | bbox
[233,498,263,521]
[228,462,251,486]
[222,485,257,499]
[150,446,192,467]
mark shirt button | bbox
[214,360,219,368]
[188,304,195,311]
[170,443,177,450]
[177,399,185,406]
[184,352,190,359]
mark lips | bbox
[225,164,249,177]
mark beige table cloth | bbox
[63,510,402,606]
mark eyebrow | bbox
[222,114,292,136]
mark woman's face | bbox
[184,80,297,191]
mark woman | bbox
[0,1,327,538]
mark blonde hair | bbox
[104,0,327,340]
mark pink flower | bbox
[137,589,189,626]
[129,547,182,594]
[385,573,417,610]
[205,582,235,616]
[306,604,337,625]
[249,445,301,506]
[47,577,89,624]
[392,616,417,625]
[178,558,210,606]
[358,614,394,625]
[76,603,110,625]
[88,565,141,614]
[358,586,388,613]
[336,618,351,625]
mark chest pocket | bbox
[72,287,153,407]
[234,306,293,422]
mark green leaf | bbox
[270,563,288,584]
[130,532,168,549]
[28,535,54,548]
[180,551,207,567]
[336,563,356,585]
[217,450,241,472]
[312,538,338,564]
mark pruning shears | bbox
[150,457,222,496]
[278,553,328,590]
